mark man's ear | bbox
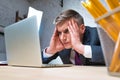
[79,24,85,34]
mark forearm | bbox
[91,45,105,63]
[43,47,54,58]
[73,43,85,55]
[42,48,58,64]
[77,44,104,63]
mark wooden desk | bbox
[0,66,119,80]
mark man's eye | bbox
[58,32,61,35]
[64,29,69,34]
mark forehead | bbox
[56,20,69,31]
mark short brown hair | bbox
[54,9,84,26]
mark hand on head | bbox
[46,19,85,54]
[68,19,82,49]
[46,27,64,54]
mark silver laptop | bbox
[97,26,120,77]
[4,16,72,67]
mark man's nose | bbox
[61,33,66,40]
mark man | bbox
[42,9,105,65]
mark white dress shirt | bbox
[43,45,92,64]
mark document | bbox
[27,7,43,31]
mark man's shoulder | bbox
[85,26,97,32]
[85,26,97,29]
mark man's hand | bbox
[68,19,84,54]
[46,27,64,54]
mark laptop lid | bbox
[4,16,43,67]
[97,26,120,77]
[97,26,115,67]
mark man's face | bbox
[56,20,72,49]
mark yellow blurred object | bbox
[105,0,119,9]
[105,0,120,29]
[89,0,107,15]
[109,33,120,72]
[81,0,120,42]
[81,0,120,73]
[81,1,97,18]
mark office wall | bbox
[0,0,29,26]
[0,0,29,61]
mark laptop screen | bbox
[4,16,43,67]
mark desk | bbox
[0,66,119,80]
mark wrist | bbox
[74,43,84,54]
[46,47,57,54]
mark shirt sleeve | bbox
[83,45,92,58]
[43,47,54,58]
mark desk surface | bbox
[0,66,119,80]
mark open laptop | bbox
[97,26,120,77]
[4,16,72,68]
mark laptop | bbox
[4,16,72,68]
[97,26,120,77]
